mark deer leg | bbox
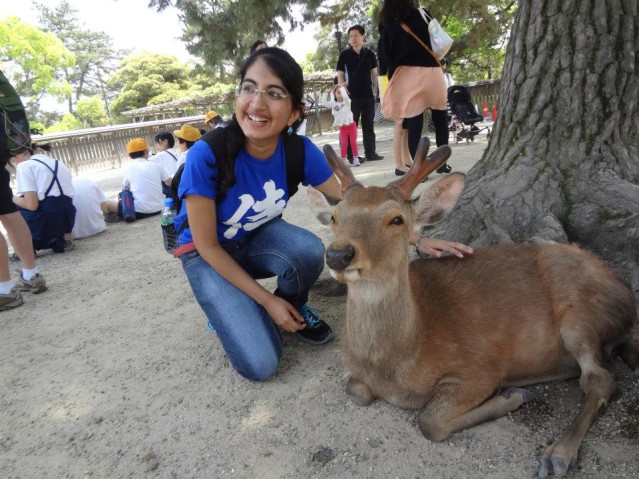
[417,383,535,442]
[536,355,616,478]
[346,376,376,406]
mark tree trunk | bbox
[433,0,639,296]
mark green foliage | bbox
[76,96,108,127]
[33,0,129,121]
[0,16,75,118]
[45,112,83,133]
[107,52,193,118]
[152,0,514,84]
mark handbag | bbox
[417,8,453,61]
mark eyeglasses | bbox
[236,84,289,102]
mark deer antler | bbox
[393,137,451,199]
[323,144,361,193]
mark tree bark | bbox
[433,0,639,296]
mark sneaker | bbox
[296,305,335,345]
[17,272,47,294]
[436,163,452,174]
[64,239,75,252]
[351,157,361,167]
[0,287,23,311]
[342,158,350,166]
[366,153,384,161]
[104,212,121,223]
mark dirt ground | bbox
[2,123,638,478]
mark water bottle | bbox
[160,198,178,254]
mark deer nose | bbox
[326,245,355,271]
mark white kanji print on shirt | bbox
[222,180,286,239]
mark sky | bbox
[2,0,318,63]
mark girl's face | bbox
[235,58,300,157]
[334,87,343,102]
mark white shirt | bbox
[150,148,180,178]
[72,177,106,239]
[122,159,168,214]
[15,154,74,200]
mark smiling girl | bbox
[173,48,342,381]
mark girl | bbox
[322,85,361,166]
[11,145,76,253]
[173,48,342,382]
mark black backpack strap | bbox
[166,151,178,162]
[283,133,305,197]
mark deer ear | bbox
[413,173,465,224]
[307,186,335,225]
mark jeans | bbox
[180,217,325,381]
[347,96,376,158]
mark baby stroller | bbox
[447,85,491,144]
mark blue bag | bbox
[119,187,136,222]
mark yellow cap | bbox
[204,110,220,124]
[173,124,202,142]
[126,138,149,154]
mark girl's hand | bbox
[262,295,305,333]
[416,235,473,258]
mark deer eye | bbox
[389,216,404,225]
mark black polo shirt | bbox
[336,47,378,100]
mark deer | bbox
[307,138,639,478]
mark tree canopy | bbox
[0,16,75,119]
[149,0,516,81]
[33,0,129,120]
[107,52,194,118]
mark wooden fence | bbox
[32,79,500,174]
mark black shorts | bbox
[0,166,18,215]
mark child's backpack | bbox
[170,127,305,234]
[119,187,136,222]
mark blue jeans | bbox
[180,217,325,381]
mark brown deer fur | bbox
[308,138,639,478]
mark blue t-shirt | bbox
[174,135,333,244]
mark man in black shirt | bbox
[336,25,384,162]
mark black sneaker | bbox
[366,153,384,161]
[436,163,452,174]
[296,305,335,345]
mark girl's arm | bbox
[186,194,304,332]
[12,191,39,211]
[313,174,342,200]
[409,230,473,258]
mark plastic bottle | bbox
[160,198,178,254]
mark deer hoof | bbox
[501,387,536,405]
[346,376,374,406]
[537,456,570,478]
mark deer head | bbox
[308,137,466,283]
